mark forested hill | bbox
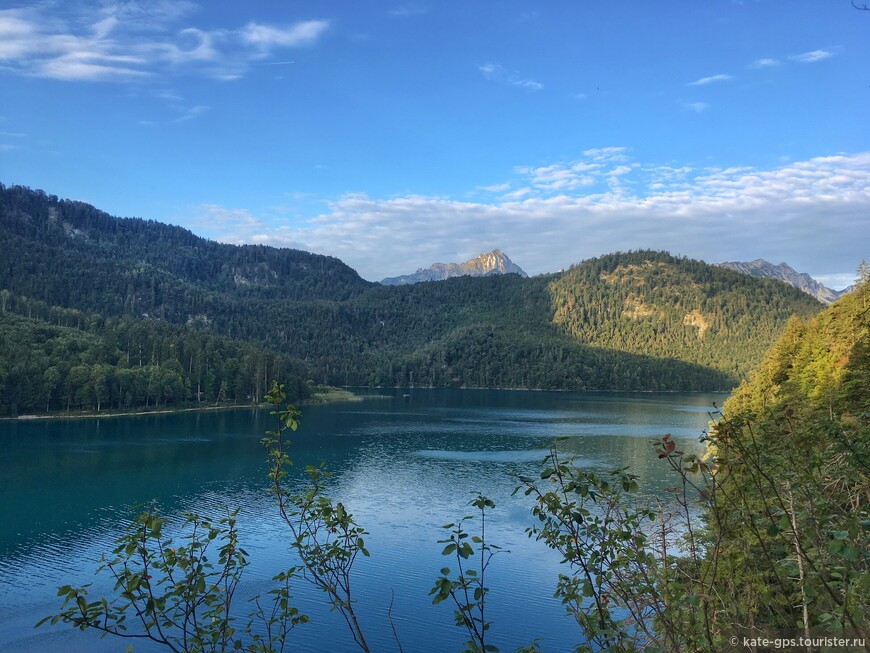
[0,184,371,312]
[0,183,825,407]
[548,252,824,380]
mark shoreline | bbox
[7,403,261,422]
[3,388,369,422]
[2,386,729,422]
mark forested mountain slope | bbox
[0,184,371,315]
[548,252,822,380]
[697,275,870,642]
[0,183,824,400]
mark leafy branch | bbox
[431,494,503,653]
[38,508,306,653]
[263,382,372,652]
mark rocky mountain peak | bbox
[380,249,528,285]
[717,259,844,304]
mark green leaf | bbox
[34,616,53,628]
[842,546,860,562]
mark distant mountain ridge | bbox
[717,259,845,304]
[0,183,825,399]
[380,249,527,285]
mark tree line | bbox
[0,294,311,416]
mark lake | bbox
[0,389,726,652]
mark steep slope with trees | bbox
[697,275,870,642]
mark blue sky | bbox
[1,1,868,286]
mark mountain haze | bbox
[0,184,825,414]
[380,249,527,285]
[717,259,845,304]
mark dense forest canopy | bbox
[693,276,870,643]
[0,303,311,417]
[0,183,826,415]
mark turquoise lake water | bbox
[0,389,726,652]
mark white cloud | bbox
[96,1,200,29]
[160,28,220,64]
[186,204,267,241]
[513,78,543,91]
[92,16,119,39]
[645,166,693,192]
[478,63,543,91]
[173,105,209,122]
[478,182,510,193]
[813,273,856,291]
[0,5,330,82]
[750,58,780,69]
[586,147,626,160]
[37,57,151,81]
[791,49,833,63]
[684,102,709,113]
[189,152,870,282]
[138,102,210,125]
[501,187,533,200]
[518,162,598,191]
[240,20,329,49]
[687,73,733,86]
